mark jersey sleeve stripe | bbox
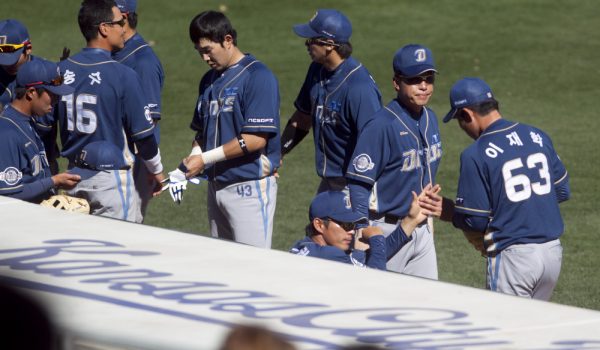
[455,205,492,215]
[345,171,375,184]
[554,170,568,185]
[130,126,155,138]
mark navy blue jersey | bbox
[290,236,385,269]
[0,56,53,137]
[57,48,155,162]
[112,33,164,144]
[455,119,568,254]
[0,65,16,110]
[346,99,442,217]
[0,106,53,202]
[190,54,280,183]
[294,57,382,178]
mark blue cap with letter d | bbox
[293,9,352,43]
[309,191,366,224]
[393,44,437,77]
[443,77,495,123]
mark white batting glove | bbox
[164,168,188,204]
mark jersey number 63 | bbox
[502,152,551,203]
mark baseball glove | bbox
[40,195,90,214]
[463,230,487,257]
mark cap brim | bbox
[400,66,437,77]
[0,49,24,66]
[443,108,458,123]
[293,23,320,39]
[330,211,367,224]
[69,167,99,180]
[44,84,75,96]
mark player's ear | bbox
[313,218,327,234]
[461,108,475,123]
[223,34,234,49]
[392,75,401,92]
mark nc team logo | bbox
[0,167,23,186]
[143,106,153,122]
[352,154,375,173]
[415,48,427,62]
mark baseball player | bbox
[345,44,442,278]
[112,0,165,221]
[0,59,80,203]
[290,190,432,270]
[0,19,61,174]
[55,0,165,222]
[434,77,570,300]
[170,11,280,248]
[280,9,382,192]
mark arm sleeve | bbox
[346,78,382,131]
[4,177,54,202]
[454,150,492,217]
[348,179,371,219]
[452,213,489,233]
[134,135,159,160]
[365,235,386,270]
[240,68,280,135]
[123,70,155,141]
[136,57,164,121]
[385,225,413,260]
[555,176,570,203]
[293,64,317,114]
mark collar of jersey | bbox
[481,118,515,137]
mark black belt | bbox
[369,211,401,225]
[369,211,428,226]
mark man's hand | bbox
[151,172,166,197]
[417,183,443,217]
[52,172,81,190]
[183,155,205,178]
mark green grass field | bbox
[8,0,599,310]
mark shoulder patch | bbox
[0,167,23,186]
[352,154,375,173]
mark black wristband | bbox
[281,119,309,156]
[238,135,249,155]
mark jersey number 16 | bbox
[62,94,98,134]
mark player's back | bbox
[469,119,566,252]
[57,48,153,162]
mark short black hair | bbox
[78,0,117,42]
[335,42,352,59]
[14,86,46,100]
[189,10,237,46]
[470,99,500,116]
[126,11,138,29]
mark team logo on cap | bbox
[415,48,427,62]
[0,36,6,44]
[0,167,23,186]
[352,154,375,173]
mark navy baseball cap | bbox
[293,9,352,43]
[393,44,437,77]
[69,141,129,180]
[115,0,137,13]
[16,59,74,96]
[443,77,495,123]
[309,191,366,224]
[0,19,30,66]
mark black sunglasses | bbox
[305,38,340,47]
[397,74,436,85]
[100,17,126,27]
[325,218,357,231]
